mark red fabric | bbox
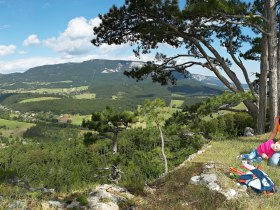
[257,139,275,158]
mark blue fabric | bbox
[241,149,263,163]
[249,169,274,192]
[269,152,280,166]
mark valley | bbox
[0,59,243,209]
[0,59,225,114]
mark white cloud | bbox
[0,44,16,56]
[18,50,26,54]
[98,43,130,54]
[23,34,40,46]
[0,57,73,74]
[43,16,101,55]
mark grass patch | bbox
[171,93,185,98]
[137,134,280,209]
[169,100,184,108]
[22,80,72,85]
[203,102,247,121]
[19,97,61,103]
[73,93,96,99]
[1,86,88,94]
[0,118,35,130]
[232,102,246,110]
[71,114,92,126]
[138,162,227,210]
[0,118,35,137]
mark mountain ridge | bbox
[0,59,226,88]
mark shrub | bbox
[83,132,98,146]
[233,112,253,136]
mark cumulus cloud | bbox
[0,44,16,56]
[0,57,68,74]
[23,34,40,46]
[44,16,101,55]
[98,43,130,54]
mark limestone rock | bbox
[244,127,254,137]
[88,201,119,210]
[48,200,65,208]
[66,199,80,209]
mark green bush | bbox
[83,132,98,146]
[0,140,102,192]
[233,112,253,136]
[197,113,253,139]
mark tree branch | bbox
[147,13,239,92]
[223,19,270,35]
[227,28,258,99]
[198,36,245,91]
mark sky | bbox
[0,0,259,83]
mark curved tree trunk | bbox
[157,123,168,175]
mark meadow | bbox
[0,85,88,94]
[0,118,35,137]
[19,97,61,103]
[139,134,280,210]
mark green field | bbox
[1,85,88,94]
[22,80,73,85]
[171,93,185,98]
[73,93,96,99]
[19,97,61,103]
[203,102,247,121]
[71,114,92,126]
[0,118,35,137]
[170,99,184,108]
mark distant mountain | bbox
[0,59,228,98]
[190,74,224,86]
[0,59,228,87]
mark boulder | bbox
[48,200,65,208]
[66,199,81,209]
[87,184,135,210]
[189,161,248,200]
[88,201,119,210]
[244,127,254,137]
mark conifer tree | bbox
[140,98,168,175]
[92,0,279,133]
[82,107,134,182]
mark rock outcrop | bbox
[46,184,135,210]
[189,161,248,200]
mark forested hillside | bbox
[0,59,227,114]
[2,0,279,208]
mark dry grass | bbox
[136,134,280,210]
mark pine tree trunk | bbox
[157,123,168,175]
[266,0,278,128]
[244,100,258,132]
[256,26,269,134]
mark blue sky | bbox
[0,0,132,73]
[0,0,259,83]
